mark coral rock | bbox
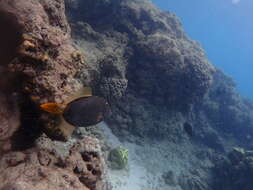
[0,137,108,190]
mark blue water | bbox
[152,0,253,99]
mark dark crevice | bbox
[0,7,23,95]
[86,164,93,171]
[11,92,43,151]
[82,152,92,162]
[0,7,45,151]
[0,7,23,65]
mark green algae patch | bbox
[108,146,128,170]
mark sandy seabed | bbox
[98,122,204,190]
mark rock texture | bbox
[181,68,253,155]
[0,137,108,190]
[0,0,253,189]
[214,147,253,190]
[0,92,20,154]
[0,0,90,144]
[2,0,84,103]
[0,1,109,190]
[197,70,253,146]
[66,0,214,139]
[65,0,253,189]
[67,0,253,149]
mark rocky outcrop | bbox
[200,70,253,145]
[0,0,252,189]
[0,137,108,190]
[67,0,214,105]
[2,0,84,103]
[66,0,214,139]
[178,173,210,190]
[0,92,20,153]
[0,3,23,154]
[64,0,253,155]
[213,147,253,190]
[65,0,253,189]
[66,0,253,147]
[0,0,91,145]
[185,69,253,152]
[0,1,109,190]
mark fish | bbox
[183,122,193,137]
[40,87,110,127]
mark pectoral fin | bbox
[40,103,64,114]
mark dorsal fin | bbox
[40,103,65,114]
[65,87,93,103]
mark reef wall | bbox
[66,0,253,189]
[0,0,87,148]
[0,0,108,189]
[66,0,253,150]
[0,136,108,190]
[66,0,215,139]
[0,0,253,189]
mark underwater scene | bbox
[0,0,253,190]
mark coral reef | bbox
[0,1,109,190]
[66,0,214,139]
[198,69,253,146]
[66,0,253,153]
[183,68,253,154]
[0,0,90,143]
[0,136,108,190]
[213,147,253,190]
[66,0,253,189]
[0,0,253,189]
